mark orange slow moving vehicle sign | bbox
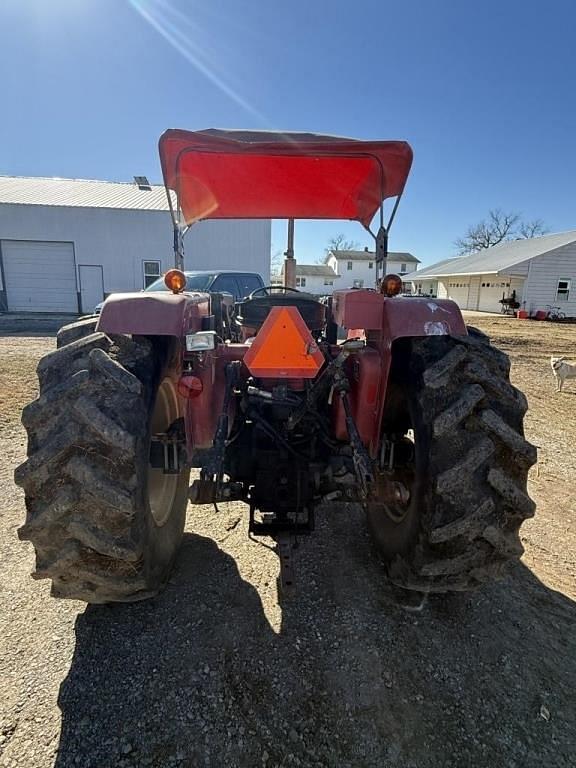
[243,307,325,379]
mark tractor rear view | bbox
[15,130,536,603]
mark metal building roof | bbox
[0,175,172,211]
[411,231,576,279]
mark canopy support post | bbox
[173,223,185,272]
[283,218,296,289]
[375,225,388,282]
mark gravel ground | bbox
[1,317,575,768]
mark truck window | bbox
[237,274,264,298]
[211,274,241,299]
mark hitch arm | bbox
[202,361,241,482]
[339,389,375,496]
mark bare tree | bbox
[455,209,519,255]
[317,233,361,263]
[455,209,550,256]
[517,218,550,239]
[270,247,283,276]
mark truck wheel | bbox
[15,322,190,603]
[367,332,537,592]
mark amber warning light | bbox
[243,306,325,379]
[164,269,187,293]
[381,274,403,297]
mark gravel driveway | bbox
[1,319,575,768]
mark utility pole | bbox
[283,218,296,288]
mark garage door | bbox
[478,278,511,313]
[445,280,470,309]
[466,276,481,310]
[2,241,78,312]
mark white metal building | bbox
[0,175,271,314]
[408,231,576,315]
[326,248,420,289]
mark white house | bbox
[408,231,576,315]
[280,263,340,294]
[326,247,420,289]
[0,175,271,314]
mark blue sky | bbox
[1,0,575,267]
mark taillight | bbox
[178,375,203,398]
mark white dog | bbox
[550,356,576,392]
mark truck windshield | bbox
[144,273,215,292]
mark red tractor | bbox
[15,130,536,603]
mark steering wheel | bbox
[248,285,301,298]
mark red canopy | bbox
[159,129,413,227]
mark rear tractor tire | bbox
[15,320,190,603]
[367,331,537,593]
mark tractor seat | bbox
[235,286,326,333]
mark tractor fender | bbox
[96,292,210,337]
[381,296,467,340]
[332,289,467,338]
[332,292,468,456]
[370,296,468,455]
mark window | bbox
[557,278,571,301]
[324,279,333,286]
[352,279,364,288]
[400,263,407,273]
[368,262,374,269]
[145,273,214,293]
[236,274,263,299]
[296,276,306,287]
[211,274,241,298]
[143,260,161,288]
[347,261,353,270]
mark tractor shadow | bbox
[54,522,576,768]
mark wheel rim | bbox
[148,377,180,527]
[373,435,416,525]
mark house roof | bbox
[328,249,420,263]
[0,175,172,212]
[404,258,456,281]
[281,264,339,278]
[412,230,576,279]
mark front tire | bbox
[368,332,537,592]
[15,323,190,603]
